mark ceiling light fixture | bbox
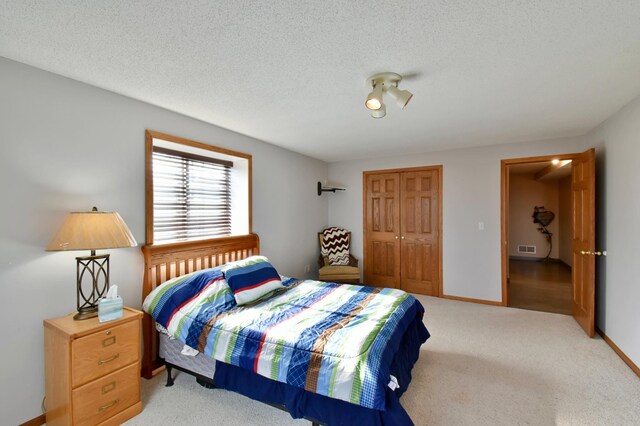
[371,104,386,119]
[365,83,384,111]
[364,72,413,118]
[386,85,413,109]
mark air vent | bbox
[517,245,536,254]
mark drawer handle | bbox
[102,336,116,347]
[98,353,120,365]
[102,381,116,394]
[98,399,119,412]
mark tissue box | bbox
[98,296,123,323]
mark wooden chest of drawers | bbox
[44,307,143,425]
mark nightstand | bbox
[44,307,143,425]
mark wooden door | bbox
[400,171,440,295]
[572,148,596,336]
[364,173,401,288]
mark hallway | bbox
[508,259,572,315]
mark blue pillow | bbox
[222,256,284,305]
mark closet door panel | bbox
[364,173,400,287]
[400,170,439,295]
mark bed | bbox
[140,234,429,425]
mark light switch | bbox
[478,222,485,231]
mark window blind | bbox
[152,147,233,243]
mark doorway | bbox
[506,160,573,315]
[501,149,597,336]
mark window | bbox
[145,131,251,245]
[152,147,232,242]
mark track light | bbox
[364,72,413,118]
[365,84,384,110]
[386,85,413,109]
[371,103,386,119]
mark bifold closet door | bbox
[364,168,440,295]
[400,170,439,296]
[364,173,401,288]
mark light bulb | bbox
[365,84,384,111]
[366,98,382,110]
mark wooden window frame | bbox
[145,130,252,245]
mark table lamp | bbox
[47,207,137,320]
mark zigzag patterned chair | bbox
[318,228,360,284]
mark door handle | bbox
[580,250,607,256]
[401,236,405,240]
[395,236,398,240]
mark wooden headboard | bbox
[140,234,260,378]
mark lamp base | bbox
[75,253,110,321]
[74,306,99,321]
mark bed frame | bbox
[140,234,260,379]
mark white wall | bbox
[328,137,589,302]
[0,57,327,424]
[588,93,640,371]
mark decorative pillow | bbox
[222,256,284,305]
[321,227,350,266]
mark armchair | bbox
[318,229,360,284]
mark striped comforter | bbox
[143,267,427,410]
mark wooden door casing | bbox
[501,150,597,335]
[400,170,440,295]
[572,148,596,337]
[364,173,401,288]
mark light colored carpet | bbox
[125,296,640,425]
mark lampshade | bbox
[47,209,137,251]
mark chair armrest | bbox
[318,255,331,268]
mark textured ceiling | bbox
[2,1,640,162]
[509,161,572,180]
